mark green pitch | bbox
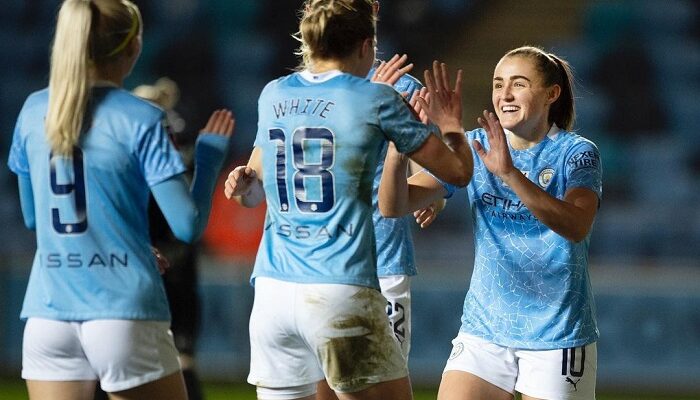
[1,377,698,399]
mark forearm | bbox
[379,151,411,217]
[17,174,36,230]
[190,133,230,223]
[501,171,593,242]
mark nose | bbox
[502,84,515,101]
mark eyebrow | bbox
[493,75,531,82]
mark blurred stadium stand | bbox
[1,0,699,395]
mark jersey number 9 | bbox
[49,147,88,234]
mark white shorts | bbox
[444,332,597,400]
[378,275,411,360]
[247,277,407,396]
[22,318,181,392]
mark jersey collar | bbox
[299,69,344,83]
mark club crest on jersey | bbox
[538,167,555,188]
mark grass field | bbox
[2,377,699,400]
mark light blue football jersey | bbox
[370,71,423,277]
[8,86,186,321]
[447,126,602,349]
[251,70,431,289]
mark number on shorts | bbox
[561,347,585,377]
[49,147,88,234]
[269,127,335,213]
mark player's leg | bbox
[107,371,187,400]
[248,278,325,400]
[378,274,412,359]
[437,332,517,400]
[22,318,100,400]
[515,343,597,400]
[79,320,186,400]
[336,376,412,400]
[26,380,97,400]
[300,283,411,400]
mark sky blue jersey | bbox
[7,86,186,321]
[370,71,423,277]
[251,70,431,289]
[444,126,602,349]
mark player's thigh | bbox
[298,283,408,394]
[336,376,412,400]
[438,371,513,400]
[439,332,517,400]
[515,343,597,400]
[108,371,187,400]
[26,380,97,400]
[79,320,182,393]
[378,274,411,358]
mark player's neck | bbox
[310,58,365,78]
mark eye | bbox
[514,82,526,87]
[494,83,502,89]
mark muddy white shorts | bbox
[444,332,597,400]
[22,318,181,392]
[247,277,407,396]
[378,274,411,360]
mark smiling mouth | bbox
[501,106,520,113]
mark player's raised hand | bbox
[201,109,235,138]
[371,54,414,85]
[417,61,463,132]
[224,166,257,199]
[474,110,516,178]
[408,87,430,125]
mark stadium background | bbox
[1,0,699,398]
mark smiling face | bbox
[492,55,560,139]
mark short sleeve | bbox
[377,91,431,154]
[564,141,602,200]
[135,117,187,186]
[7,112,29,176]
[422,169,457,199]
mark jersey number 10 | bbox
[269,127,335,213]
[49,148,88,234]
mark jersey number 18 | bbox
[269,127,335,213]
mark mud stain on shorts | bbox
[320,288,405,392]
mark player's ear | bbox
[359,38,373,58]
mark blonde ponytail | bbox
[45,0,141,156]
[46,0,94,156]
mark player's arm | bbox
[475,111,599,242]
[407,160,446,228]
[224,146,265,208]
[379,144,447,217]
[152,109,234,243]
[17,174,36,230]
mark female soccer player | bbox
[7,1,233,399]
[224,1,472,399]
[380,46,602,400]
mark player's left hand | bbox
[371,54,414,86]
[414,203,438,228]
[151,246,170,275]
[474,110,516,178]
[200,109,235,138]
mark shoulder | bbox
[100,88,165,126]
[19,88,49,115]
[555,130,600,155]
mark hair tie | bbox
[106,3,139,57]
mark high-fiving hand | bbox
[473,110,516,178]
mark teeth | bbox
[502,106,519,112]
